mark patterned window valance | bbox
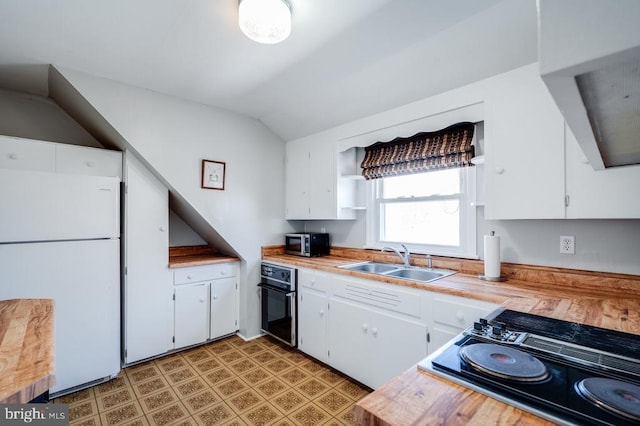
[360,122,475,180]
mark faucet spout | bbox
[381,244,411,267]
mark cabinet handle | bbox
[456,311,464,322]
[495,167,505,174]
[187,274,193,279]
[8,153,18,160]
[310,279,315,286]
[319,309,324,317]
[362,323,368,333]
[86,161,96,168]
[199,297,205,302]
[159,226,167,232]
[372,327,378,337]
[213,295,218,300]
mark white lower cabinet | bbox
[295,267,500,389]
[172,262,239,349]
[174,283,209,349]
[210,277,239,339]
[429,292,498,351]
[298,269,329,363]
[328,298,427,389]
[296,268,428,389]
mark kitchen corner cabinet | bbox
[429,292,497,351]
[484,65,566,220]
[172,262,239,350]
[123,154,173,365]
[285,139,356,220]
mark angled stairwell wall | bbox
[49,65,292,339]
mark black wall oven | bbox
[258,262,297,347]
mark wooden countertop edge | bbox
[352,367,557,426]
[168,255,240,269]
[0,299,56,404]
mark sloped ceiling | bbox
[0,0,537,141]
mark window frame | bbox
[365,167,477,259]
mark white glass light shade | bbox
[239,0,291,44]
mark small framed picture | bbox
[201,159,226,190]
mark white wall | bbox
[290,66,640,276]
[169,210,206,247]
[55,67,293,339]
[0,88,101,146]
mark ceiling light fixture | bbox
[238,0,291,44]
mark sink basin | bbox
[384,268,456,282]
[338,261,456,283]
[338,262,399,274]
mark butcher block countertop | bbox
[169,245,240,268]
[0,299,55,403]
[262,246,640,426]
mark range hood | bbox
[538,0,640,170]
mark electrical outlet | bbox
[560,235,575,254]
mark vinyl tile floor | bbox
[54,335,371,426]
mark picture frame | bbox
[201,159,226,190]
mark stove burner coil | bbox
[575,377,640,422]
[459,343,550,383]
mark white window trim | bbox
[365,167,478,259]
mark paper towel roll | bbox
[484,233,501,278]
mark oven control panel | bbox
[464,318,528,345]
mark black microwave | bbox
[285,233,330,257]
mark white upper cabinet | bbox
[565,125,640,219]
[285,139,356,220]
[56,143,122,178]
[484,65,566,220]
[0,135,122,178]
[0,136,55,172]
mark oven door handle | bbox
[257,282,295,295]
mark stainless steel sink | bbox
[338,261,456,283]
[338,261,399,274]
[384,267,456,282]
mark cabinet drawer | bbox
[0,136,55,172]
[174,263,236,284]
[56,144,123,178]
[432,295,496,330]
[298,270,327,292]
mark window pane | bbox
[381,200,460,246]
[382,169,460,198]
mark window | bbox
[366,167,477,258]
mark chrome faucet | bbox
[381,244,411,267]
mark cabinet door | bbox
[0,135,55,172]
[298,289,328,363]
[285,141,309,219]
[370,310,427,389]
[565,125,640,218]
[307,142,336,219]
[327,298,371,386]
[174,283,209,349]
[485,65,566,219]
[210,277,238,339]
[124,155,173,364]
[56,143,123,178]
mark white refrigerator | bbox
[0,169,121,396]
